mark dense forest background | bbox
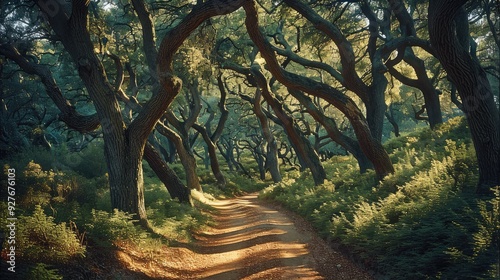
[0,0,499,279]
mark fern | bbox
[16,205,85,263]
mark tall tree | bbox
[33,0,246,224]
[385,0,443,128]
[428,0,500,192]
[0,43,192,205]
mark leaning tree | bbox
[27,0,247,224]
[428,0,500,192]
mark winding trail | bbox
[118,193,373,279]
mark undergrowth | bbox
[2,116,496,279]
[0,141,217,278]
[261,117,500,279]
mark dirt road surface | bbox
[117,193,373,279]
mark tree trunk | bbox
[255,145,267,180]
[290,88,373,173]
[387,0,443,129]
[41,3,150,224]
[107,138,148,226]
[250,65,325,185]
[157,123,202,191]
[385,109,401,138]
[429,0,500,192]
[405,54,443,128]
[192,123,227,187]
[252,85,282,183]
[365,86,387,141]
[144,142,192,203]
[218,140,234,172]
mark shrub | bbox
[85,209,141,247]
[470,187,500,279]
[18,161,53,208]
[16,205,85,263]
[259,117,497,279]
[148,195,210,241]
[26,263,63,280]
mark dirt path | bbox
[117,193,373,279]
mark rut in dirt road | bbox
[184,193,373,280]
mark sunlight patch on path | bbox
[115,193,373,279]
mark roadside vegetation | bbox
[1,0,499,279]
[261,116,500,279]
[0,143,260,279]
[1,116,498,279]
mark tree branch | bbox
[0,43,99,133]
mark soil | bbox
[65,193,374,279]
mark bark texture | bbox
[429,0,500,192]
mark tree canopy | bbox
[1,0,498,222]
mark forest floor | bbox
[81,193,373,279]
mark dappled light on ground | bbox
[116,194,372,279]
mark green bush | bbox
[26,263,63,280]
[11,160,108,212]
[69,142,107,178]
[85,209,142,247]
[16,161,53,208]
[469,187,500,279]
[260,117,498,279]
[16,205,85,263]
[147,193,211,241]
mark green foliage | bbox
[85,209,142,247]
[26,263,63,280]
[471,187,500,278]
[19,161,53,207]
[1,143,110,213]
[151,202,210,242]
[16,205,85,263]
[145,182,210,241]
[260,117,498,279]
[64,142,107,178]
[6,160,108,215]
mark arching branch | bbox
[0,43,99,133]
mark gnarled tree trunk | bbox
[289,89,373,173]
[192,123,227,187]
[157,123,202,192]
[35,0,246,223]
[251,84,282,183]
[429,0,500,192]
[144,142,192,203]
